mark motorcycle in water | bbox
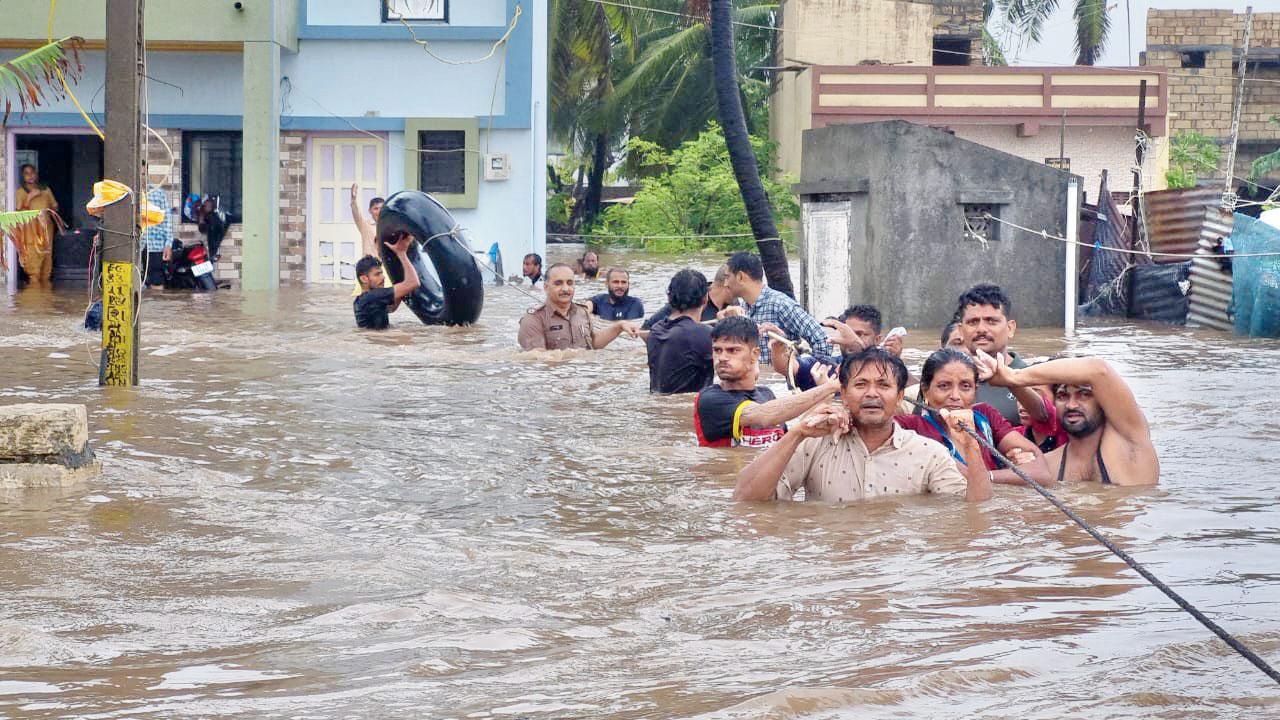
[164,240,217,291]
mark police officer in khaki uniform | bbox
[518,263,640,350]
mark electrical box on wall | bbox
[483,153,510,181]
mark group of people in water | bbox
[509,250,1160,502]
[351,234,1159,501]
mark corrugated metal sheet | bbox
[1186,206,1235,331]
[1144,187,1221,261]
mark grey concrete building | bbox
[796,120,1078,329]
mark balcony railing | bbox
[811,65,1168,135]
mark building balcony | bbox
[811,65,1169,137]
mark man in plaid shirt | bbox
[723,251,839,366]
[143,185,174,288]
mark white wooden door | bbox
[309,138,385,283]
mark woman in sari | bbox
[13,164,59,285]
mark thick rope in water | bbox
[901,395,1280,685]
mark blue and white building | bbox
[2,0,547,290]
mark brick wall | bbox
[928,0,984,65]
[278,131,307,285]
[1145,9,1280,183]
[149,129,309,287]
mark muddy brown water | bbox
[1,250,1278,719]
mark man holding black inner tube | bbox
[352,232,420,330]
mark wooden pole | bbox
[1130,79,1147,249]
[1223,6,1254,207]
[100,0,143,386]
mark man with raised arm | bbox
[974,352,1158,486]
[733,348,992,503]
[694,317,841,448]
[352,232,420,330]
[518,263,640,350]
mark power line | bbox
[986,212,1280,259]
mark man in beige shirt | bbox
[518,263,639,350]
[733,348,993,503]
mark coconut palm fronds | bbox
[0,36,86,125]
[0,210,42,239]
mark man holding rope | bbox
[733,347,991,502]
[974,353,1159,486]
[518,263,640,350]
[695,317,841,448]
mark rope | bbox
[397,4,522,66]
[901,395,1280,685]
[986,214,1280,259]
[551,230,795,241]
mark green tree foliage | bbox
[1166,131,1222,190]
[1249,116,1280,183]
[601,2,777,154]
[599,123,797,253]
[998,0,1111,65]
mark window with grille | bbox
[182,132,242,223]
[418,130,466,195]
[962,203,998,244]
[383,0,447,22]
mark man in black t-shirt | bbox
[590,267,645,320]
[694,317,841,447]
[646,269,714,394]
[642,264,736,330]
[353,232,420,330]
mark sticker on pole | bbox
[100,260,135,387]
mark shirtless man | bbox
[975,353,1158,486]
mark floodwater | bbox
[1,250,1278,719]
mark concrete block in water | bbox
[0,404,100,489]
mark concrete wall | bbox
[952,125,1165,203]
[773,0,936,179]
[281,40,507,119]
[2,0,296,46]
[798,120,1070,328]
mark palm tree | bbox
[999,0,1111,65]
[1,37,85,254]
[604,0,776,153]
[548,0,634,230]
[709,0,793,297]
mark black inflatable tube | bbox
[376,190,484,326]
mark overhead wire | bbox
[984,213,1280,259]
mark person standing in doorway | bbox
[143,185,174,288]
[13,164,59,286]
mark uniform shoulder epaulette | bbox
[526,303,545,315]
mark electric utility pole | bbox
[100,0,143,386]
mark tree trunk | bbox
[582,133,609,229]
[708,0,794,297]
